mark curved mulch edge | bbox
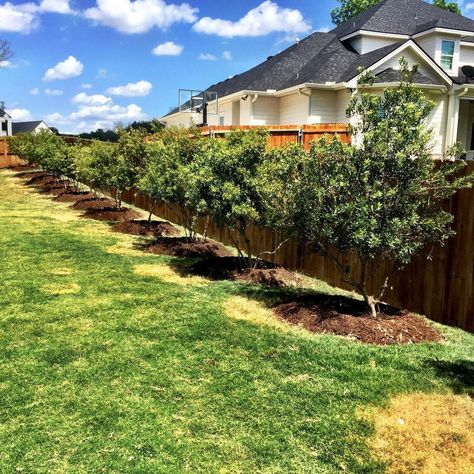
[187,256,301,288]
[111,219,178,237]
[80,207,142,222]
[145,237,232,259]
[272,294,443,345]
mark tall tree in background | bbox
[331,0,461,25]
[0,40,12,63]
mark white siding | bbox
[280,93,309,124]
[416,34,438,60]
[309,90,338,123]
[349,35,400,54]
[252,97,279,125]
[336,90,350,123]
[240,99,252,125]
[163,111,202,128]
[459,45,474,67]
[217,102,232,125]
[373,49,442,84]
[427,93,448,157]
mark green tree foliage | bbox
[78,129,119,142]
[192,129,269,266]
[139,128,204,237]
[433,0,461,14]
[126,119,164,134]
[305,59,472,316]
[331,0,461,25]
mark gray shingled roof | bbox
[331,0,474,38]
[374,67,441,84]
[12,121,44,135]
[165,0,470,117]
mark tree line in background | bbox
[9,61,473,317]
[331,0,461,25]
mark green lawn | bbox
[0,169,473,473]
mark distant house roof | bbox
[331,0,474,38]
[0,108,11,119]
[12,121,47,135]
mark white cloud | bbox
[7,107,33,121]
[47,96,147,134]
[84,0,198,34]
[222,51,232,60]
[0,60,16,68]
[72,92,112,106]
[80,83,93,89]
[198,53,217,61]
[30,87,40,95]
[43,56,84,81]
[107,80,152,97]
[193,1,311,38]
[39,0,72,14]
[44,88,63,96]
[0,3,39,33]
[152,41,183,56]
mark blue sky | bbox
[0,0,472,133]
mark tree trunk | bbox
[359,259,378,318]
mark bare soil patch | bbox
[145,237,232,258]
[9,165,33,172]
[188,256,301,287]
[54,191,94,203]
[72,197,114,210]
[111,219,178,237]
[80,207,141,222]
[273,294,442,344]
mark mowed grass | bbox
[0,169,473,474]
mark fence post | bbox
[297,128,303,146]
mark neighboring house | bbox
[0,106,12,137]
[12,120,51,135]
[162,0,474,159]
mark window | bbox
[219,116,225,126]
[440,40,455,71]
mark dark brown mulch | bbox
[25,174,55,186]
[188,256,301,287]
[16,171,45,180]
[54,191,94,203]
[145,237,232,258]
[273,294,443,345]
[80,207,141,222]
[72,197,114,210]
[9,165,33,172]
[38,183,71,195]
[111,219,178,237]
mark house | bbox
[0,104,12,137]
[12,120,51,135]
[162,0,474,159]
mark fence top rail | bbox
[200,124,349,134]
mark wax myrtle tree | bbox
[307,58,473,317]
[192,129,268,267]
[139,128,204,237]
[257,142,315,264]
[74,140,117,201]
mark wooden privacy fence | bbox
[122,160,474,332]
[0,138,22,168]
[199,124,351,149]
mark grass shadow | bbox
[425,359,474,395]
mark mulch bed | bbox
[80,207,141,222]
[72,197,114,210]
[54,191,94,203]
[273,294,443,345]
[111,219,178,237]
[9,165,33,172]
[25,175,56,186]
[145,237,232,258]
[188,256,301,287]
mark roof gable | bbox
[332,0,474,38]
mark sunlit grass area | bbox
[0,169,473,473]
